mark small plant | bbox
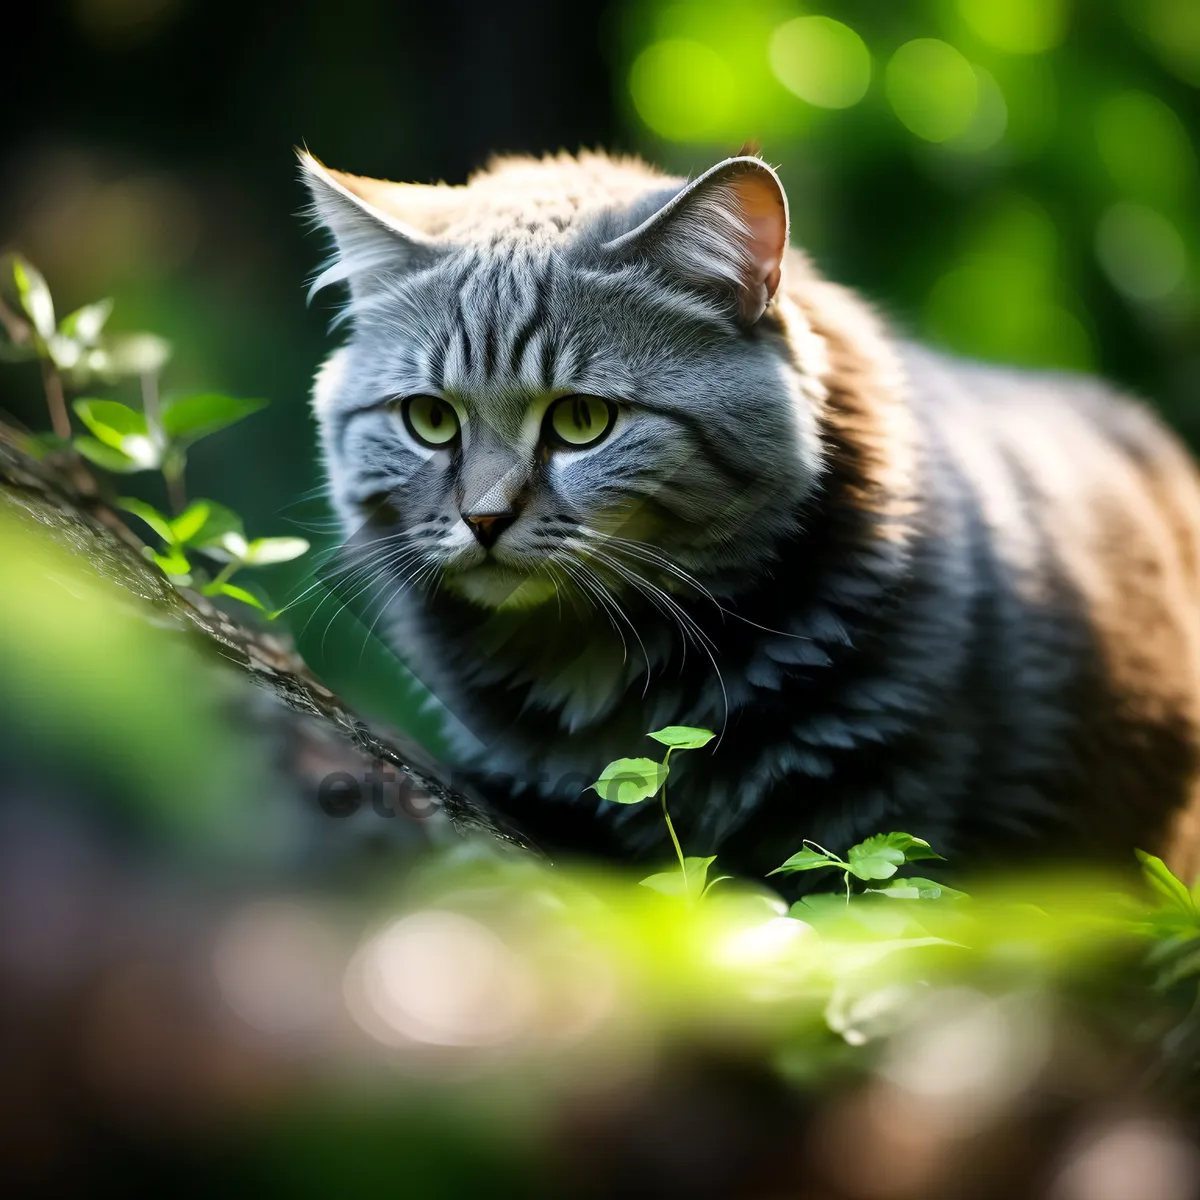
[591,725,728,902]
[73,391,266,511]
[117,496,307,611]
[771,832,961,903]
[1136,849,1200,987]
[591,725,968,907]
[0,253,307,613]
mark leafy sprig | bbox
[74,391,266,510]
[0,253,307,616]
[118,496,306,609]
[771,832,957,903]
[591,725,722,902]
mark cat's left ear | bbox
[603,156,789,326]
[298,150,444,300]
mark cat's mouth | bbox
[442,560,559,611]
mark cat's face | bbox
[305,153,826,613]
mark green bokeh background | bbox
[2,0,1199,743]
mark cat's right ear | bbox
[298,150,444,302]
[601,156,789,327]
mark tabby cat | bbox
[301,148,1200,880]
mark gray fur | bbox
[302,151,1200,877]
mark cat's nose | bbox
[462,510,516,549]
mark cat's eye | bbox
[544,395,615,449]
[398,394,460,448]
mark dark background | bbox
[3,0,1199,735]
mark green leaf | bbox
[789,893,848,920]
[647,725,715,750]
[850,832,944,864]
[1137,850,1195,913]
[847,848,904,881]
[121,437,160,469]
[867,877,967,901]
[5,253,55,340]
[203,531,250,561]
[205,581,268,612]
[590,757,669,804]
[640,856,716,902]
[59,298,113,345]
[73,398,159,467]
[160,393,268,444]
[845,834,931,881]
[826,936,961,974]
[118,497,175,543]
[242,536,310,566]
[845,834,943,882]
[1155,944,1200,990]
[769,847,843,876]
[151,546,192,578]
[897,836,942,862]
[46,333,85,371]
[166,502,209,546]
[185,501,245,551]
[74,398,148,447]
[74,437,142,473]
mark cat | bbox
[301,148,1200,881]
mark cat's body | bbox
[303,149,1200,878]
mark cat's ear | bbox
[298,150,444,300]
[602,156,789,326]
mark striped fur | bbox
[302,149,1200,880]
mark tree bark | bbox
[0,432,521,852]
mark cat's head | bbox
[301,150,828,613]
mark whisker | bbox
[277,482,335,508]
[276,527,432,617]
[309,543,427,651]
[284,543,406,625]
[578,527,816,643]
[555,553,640,672]
[589,532,721,606]
[571,539,729,744]
[575,541,718,659]
[357,550,434,660]
[567,551,657,692]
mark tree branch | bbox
[0,432,520,849]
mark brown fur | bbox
[786,253,1200,874]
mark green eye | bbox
[546,395,615,449]
[400,394,460,447]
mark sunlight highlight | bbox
[629,39,736,141]
[886,40,979,143]
[346,910,535,1048]
[1096,202,1188,302]
[957,0,1069,55]
[769,16,871,110]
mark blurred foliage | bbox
[617,0,1200,431]
[0,253,309,612]
[1,512,1198,1073]
[6,509,1200,1188]
[0,504,244,835]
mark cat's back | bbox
[905,344,1200,585]
[904,344,1200,867]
